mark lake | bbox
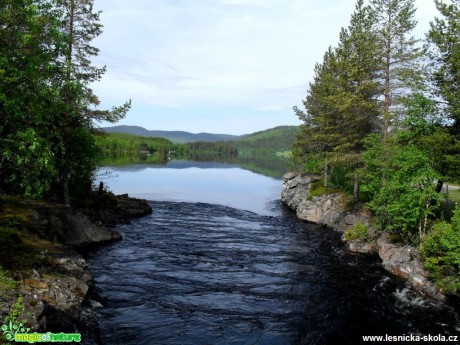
[100,160,282,215]
[85,160,460,344]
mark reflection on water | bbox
[101,160,281,215]
[99,153,288,179]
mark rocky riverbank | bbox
[0,192,152,342]
[281,172,444,301]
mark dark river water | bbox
[86,162,460,344]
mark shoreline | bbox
[0,192,152,344]
[281,172,447,301]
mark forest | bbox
[292,0,460,292]
[0,0,130,205]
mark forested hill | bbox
[102,125,299,150]
[236,126,299,151]
[102,125,241,143]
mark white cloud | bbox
[92,0,436,132]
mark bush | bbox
[420,208,460,293]
[344,222,370,241]
[361,134,439,240]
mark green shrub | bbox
[420,208,460,293]
[344,222,370,241]
[361,134,439,240]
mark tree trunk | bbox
[61,164,70,206]
[324,156,328,187]
[383,48,391,142]
[353,168,359,201]
[435,179,444,193]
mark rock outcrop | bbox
[0,193,153,341]
[281,172,444,301]
[281,173,372,231]
[85,192,153,228]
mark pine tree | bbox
[54,0,130,204]
[369,0,423,141]
[335,0,382,152]
[293,0,381,198]
[335,0,382,199]
[293,47,343,185]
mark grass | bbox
[308,179,340,200]
[448,189,460,203]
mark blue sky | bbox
[92,0,437,135]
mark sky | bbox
[92,0,438,135]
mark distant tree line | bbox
[292,0,460,292]
[187,141,238,158]
[96,133,187,157]
[0,0,130,204]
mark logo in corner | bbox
[2,322,30,341]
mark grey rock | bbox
[281,172,445,301]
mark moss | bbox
[344,222,370,242]
[0,265,17,292]
[0,225,51,272]
[307,179,339,201]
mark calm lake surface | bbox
[101,160,282,215]
[86,160,460,344]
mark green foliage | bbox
[361,134,439,239]
[96,133,187,159]
[0,265,16,292]
[236,126,299,152]
[0,0,62,199]
[292,0,381,196]
[420,208,460,293]
[0,0,129,203]
[3,296,29,334]
[370,0,423,139]
[2,128,57,199]
[428,0,460,131]
[188,141,237,158]
[344,222,370,241]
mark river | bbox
[85,160,460,344]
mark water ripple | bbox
[85,201,460,345]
